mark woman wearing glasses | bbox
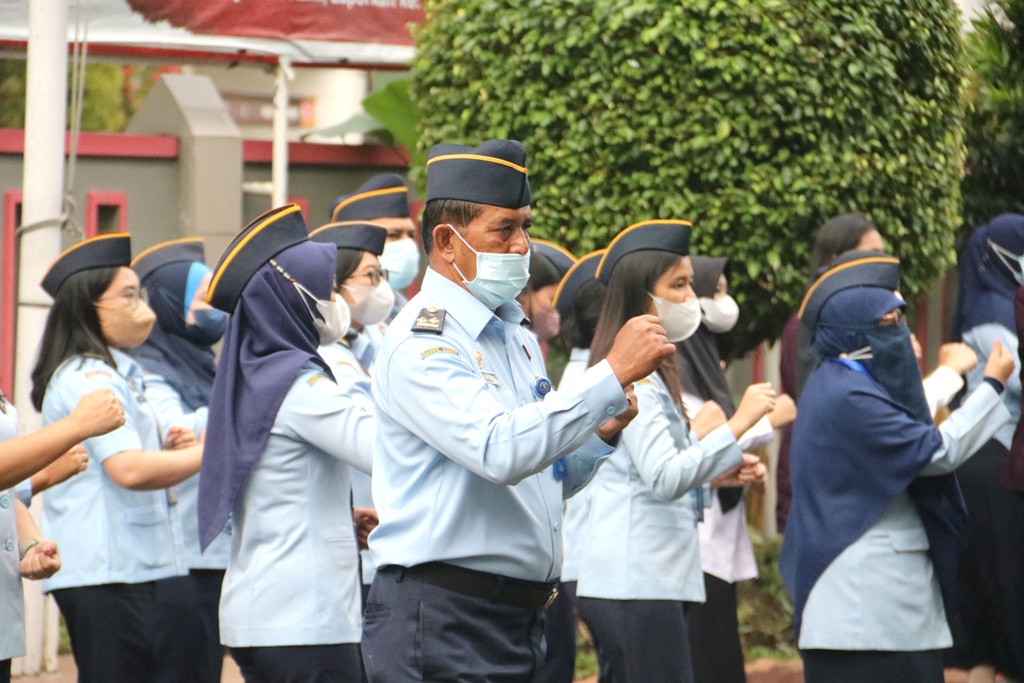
[29,233,204,683]
[309,220,392,606]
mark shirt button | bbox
[4,539,13,552]
[521,400,527,406]
[0,496,8,509]
[554,522,561,532]
[606,407,616,415]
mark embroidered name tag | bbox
[421,347,460,359]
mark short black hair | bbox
[527,252,561,293]
[420,199,483,255]
[334,248,365,287]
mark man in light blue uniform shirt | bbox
[361,139,675,682]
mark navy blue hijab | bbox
[198,240,336,550]
[135,261,217,411]
[954,213,1024,339]
[781,287,967,637]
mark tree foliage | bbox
[411,0,967,353]
[962,0,1024,235]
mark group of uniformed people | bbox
[1,136,1024,683]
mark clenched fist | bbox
[605,315,676,388]
[984,340,1016,384]
[728,383,776,439]
[70,389,125,440]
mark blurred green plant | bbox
[411,0,968,354]
[737,531,797,659]
[962,0,1024,236]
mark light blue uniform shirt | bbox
[799,382,1010,650]
[559,347,592,583]
[0,402,25,661]
[369,268,628,583]
[576,372,743,601]
[318,339,378,585]
[963,322,1020,448]
[142,373,230,570]
[219,362,374,647]
[41,349,185,592]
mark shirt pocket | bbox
[115,504,174,573]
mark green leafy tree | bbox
[412,0,967,353]
[962,0,1024,234]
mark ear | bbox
[433,223,457,263]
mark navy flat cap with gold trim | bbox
[595,219,692,284]
[309,221,387,256]
[798,250,901,329]
[207,204,309,313]
[41,232,132,297]
[531,240,576,280]
[131,237,205,283]
[329,174,411,222]
[552,249,604,319]
[426,139,532,209]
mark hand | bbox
[767,394,797,429]
[165,426,198,450]
[727,383,776,439]
[69,389,125,440]
[711,454,765,489]
[19,539,61,580]
[596,384,638,444]
[33,445,88,492]
[605,315,676,387]
[984,340,1016,384]
[352,508,379,551]
[938,342,978,376]
[691,401,727,440]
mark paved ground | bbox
[16,655,975,682]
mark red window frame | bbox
[85,191,128,237]
[2,190,22,398]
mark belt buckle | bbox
[543,587,558,609]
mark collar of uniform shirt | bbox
[419,267,526,341]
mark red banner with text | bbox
[127,0,423,47]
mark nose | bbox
[683,285,696,301]
[509,226,530,255]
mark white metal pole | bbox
[14,0,69,675]
[271,57,292,207]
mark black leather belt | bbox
[385,562,558,609]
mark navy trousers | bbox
[577,597,694,683]
[231,644,363,683]
[537,581,578,683]
[802,649,944,683]
[53,582,156,683]
[153,569,226,683]
[686,574,746,683]
[362,566,546,683]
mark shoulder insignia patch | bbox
[411,306,446,334]
[84,370,114,380]
[421,346,460,360]
[307,374,330,387]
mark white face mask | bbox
[343,280,396,327]
[698,295,740,333]
[650,294,702,342]
[293,282,350,347]
[379,238,421,291]
[448,225,531,310]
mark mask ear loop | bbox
[988,239,1024,278]
[269,258,324,331]
[841,346,874,361]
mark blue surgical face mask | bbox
[448,225,530,310]
[379,238,421,291]
[185,308,228,346]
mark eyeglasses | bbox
[96,288,149,311]
[347,268,389,287]
[879,308,905,326]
